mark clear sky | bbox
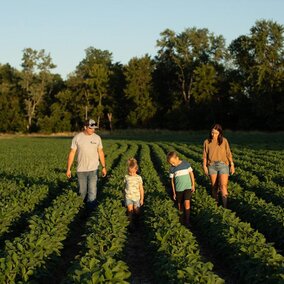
[1,0,283,79]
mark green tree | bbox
[229,20,284,129]
[156,28,226,107]
[105,62,127,129]
[0,64,25,132]
[20,48,56,131]
[74,47,112,127]
[124,55,156,127]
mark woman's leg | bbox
[209,174,219,203]
[219,174,229,208]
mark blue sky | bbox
[1,0,283,79]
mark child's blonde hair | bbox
[167,151,178,162]
[127,158,138,171]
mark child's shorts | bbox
[208,161,229,175]
[176,189,193,204]
[125,199,141,208]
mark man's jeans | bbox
[77,170,98,208]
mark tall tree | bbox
[124,55,156,127]
[75,47,112,127]
[0,64,25,132]
[229,20,284,129]
[20,48,56,131]
[105,62,127,129]
[156,28,226,107]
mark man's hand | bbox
[102,167,107,177]
[66,169,72,179]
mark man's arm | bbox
[66,148,76,178]
[98,148,107,177]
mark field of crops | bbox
[0,131,283,283]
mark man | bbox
[66,119,107,210]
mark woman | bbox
[203,124,235,208]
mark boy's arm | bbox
[139,183,144,205]
[170,178,176,200]
[189,171,195,192]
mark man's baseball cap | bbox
[86,119,98,129]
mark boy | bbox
[167,151,195,227]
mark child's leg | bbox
[133,200,142,226]
[133,206,140,215]
[184,199,190,226]
[176,192,183,212]
[184,189,193,226]
[127,204,134,221]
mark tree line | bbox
[0,19,283,133]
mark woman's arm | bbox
[203,158,209,176]
[225,139,235,175]
[203,141,209,175]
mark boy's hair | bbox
[167,151,178,162]
[127,158,138,170]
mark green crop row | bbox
[158,143,284,283]
[228,182,284,251]
[231,167,284,206]
[0,189,83,283]
[0,184,49,237]
[232,147,284,168]
[140,143,224,284]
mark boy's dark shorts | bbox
[176,189,193,204]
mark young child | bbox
[124,158,144,226]
[167,151,195,227]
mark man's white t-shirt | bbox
[71,132,103,172]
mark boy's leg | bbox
[176,191,184,224]
[184,200,190,226]
[176,192,183,212]
[183,189,192,227]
